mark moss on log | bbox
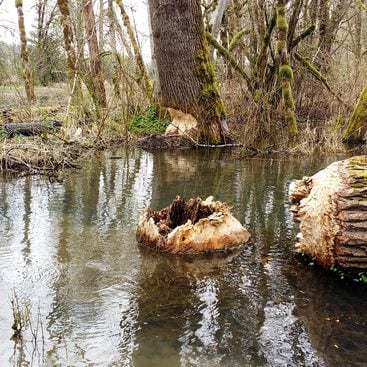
[1,121,62,137]
[136,196,250,253]
[289,156,367,269]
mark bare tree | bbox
[277,0,298,137]
[57,0,83,104]
[82,0,107,116]
[115,0,154,103]
[15,0,36,103]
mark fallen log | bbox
[289,156,367,269]
[1,120,63,138]
[136,196,250,253]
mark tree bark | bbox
[148,0,228,144]
[115,0,154,103]
[15,0,36,103]
[343,84,367,143]
[276,0,298,137]
[210,0,230,39]
[82,0,107,116]
[289,156,367,269]
[56,0,83,104]
[107,0,122,100]
[316,0,349,70]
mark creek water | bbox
[0,148,366,367]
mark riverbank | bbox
[0,84,364,176]
[1,128,364,177]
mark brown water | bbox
[0,148,366,367]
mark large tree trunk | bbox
[289,156,367,269]
[148,0,228,144]
[15,0,36,103]
[343,84,367,144]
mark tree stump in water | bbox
[289,156,367,269]
[136,196,250,253]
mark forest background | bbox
[0,0,366,163]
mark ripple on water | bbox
[1,150,366,367]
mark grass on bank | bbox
[0,85,171,175]
[0,82,363,175]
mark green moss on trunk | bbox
[276,0,298,138]
[343,85,367,143]
[15,0,36,103]
[195,41,226,144]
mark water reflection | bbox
[0,148,366,366]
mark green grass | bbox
[129,107,169,135]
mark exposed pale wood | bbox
[165,108,198,136]
[289,156,367,269]
[136,196,250,254]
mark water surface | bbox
[0,148,366,366]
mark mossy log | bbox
[289,156,367,269]
[136,196,250,253]
[1,120,62,137]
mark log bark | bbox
[289,156,367,269]
[1,121,62,137]
[136,196,250,253]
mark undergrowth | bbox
[129,107,169,135]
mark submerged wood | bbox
[289,156,367,269]
[136,196,250,253]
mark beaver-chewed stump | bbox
[136,196,250,253]
[289,156,367,269]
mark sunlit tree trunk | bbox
[15,0,36,103]
[148,0,228,144]
[82,0,107,117]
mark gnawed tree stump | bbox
[289,156,367,269]
[136,196,250,253]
